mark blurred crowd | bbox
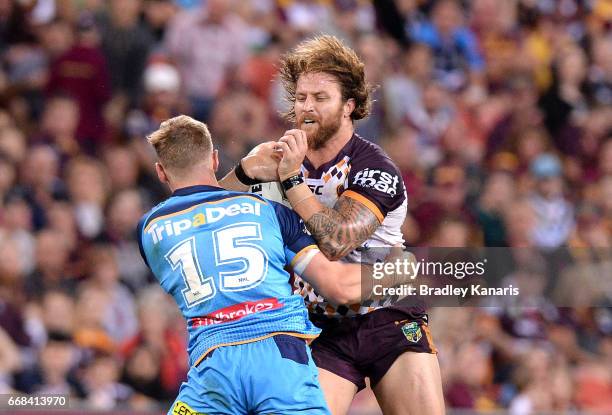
[0,0,610,413]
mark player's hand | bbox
[241,141,282,182]
[384,245,418,284]
[276,129,308,181]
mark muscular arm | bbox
[283,179,380,260]
[298,248,416,305]
[305,195,380,261]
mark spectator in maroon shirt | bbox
[412,164,474,244]
[46,14,111,152]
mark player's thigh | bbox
[318,367,359,415]
[372,351,445,415]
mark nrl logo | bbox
[401,322,422,343]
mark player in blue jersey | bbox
[137,115,408,415]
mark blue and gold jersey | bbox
[137,185,321,366]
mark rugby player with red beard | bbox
[221,36,444,415]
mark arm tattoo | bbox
[305,196,380,260]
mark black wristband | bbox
[281,173,304,191]
[234,161,261,186]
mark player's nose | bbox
[303,95,315,111]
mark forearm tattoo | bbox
[305,196,380,260]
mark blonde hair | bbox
[147,115,213,171]
[278,35,373,123]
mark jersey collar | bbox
[172,185,225,196]
[303,133,357,173]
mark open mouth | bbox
[302,119,317,126]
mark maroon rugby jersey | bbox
[251,134,407,317]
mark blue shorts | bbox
[168,334,330,415]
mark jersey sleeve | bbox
[343,150,406,223]
[136,214,150,269]
[270,201,320,274]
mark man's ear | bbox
[155,162,169,184]
[344,98,356,118]
[212,149,219,173]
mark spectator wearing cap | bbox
[528,153,575,249]
[125,62,184,141]
[46,13,111,150]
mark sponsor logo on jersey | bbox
[172,401,205,415]
[401,321,422,343]
[307,184,324,195]
[189,298,284,327]
[352,168,399,196]
[147,202,262,244]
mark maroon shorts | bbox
[309,307,437,391]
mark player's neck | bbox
[306,124,354,169]
[169,173,219,192]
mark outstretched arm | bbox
[218,141,281,191]
[298,248,415,305]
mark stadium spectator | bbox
[64,156,109,238]
[83,352,132,409]
[0,126,27,164]
[120,286,188,400]
[408,0,485,90]
[84,245,138,344]
[164,0,249,122]
[97,0,154,104]
[34,95,81,160]
[98,190,149,291]
[528,153,575,249]
[0,326,20,393]
[142,0,179,44]
[19,331,81,396]
[25,229,75,300]
[39,290,76,339]
[45,13,111,149]
[383,43,434,130]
